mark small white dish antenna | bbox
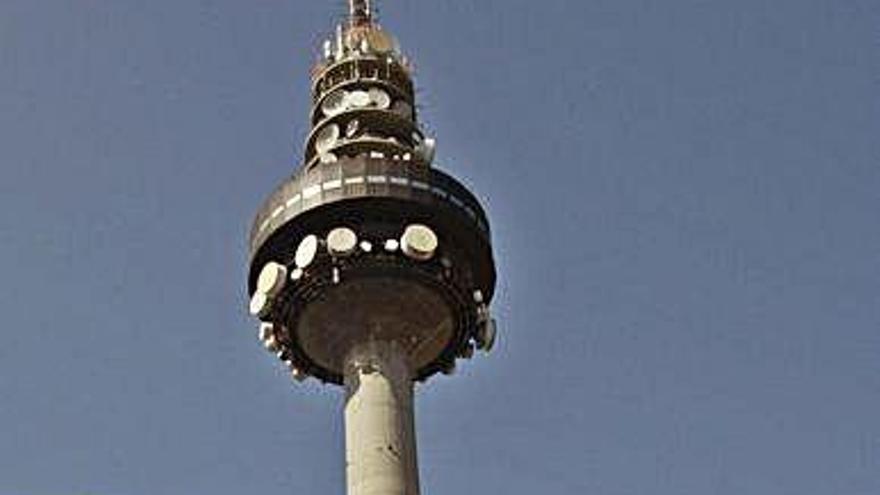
[417,137,436,164]
[258,322,274,342]
[473,290,484,303]
[400,224,438,261]
[326,227,358,256]
[478,318,497,352]
[249,292,270,318]
[347,90,371,109]
[322,89,347,117]
[263,334,280,352]
[369,88,391,109]
[346,119,360,138]
[315,124,340,154]
[291,368,307,382]
[257,262,288,297]
[295,234,319,268]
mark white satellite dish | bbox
[400,224,438,261]
[315,124,340,154]
[416,137,436,164]
[346,119,360,138]
[249,292,270,318]
[295,234,319,268]
[258,322,274,342]
[321,89,347,117]
[473,289,484,304]
[257,262,288,297]
[369,87,391,109]
[291,368,307,382]
[326,227,358,256]
[263,334,280,352]
[479,318,497,352]
[346,90,371,109]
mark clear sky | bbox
[1,1,878,494]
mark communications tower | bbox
[246,2,497,493]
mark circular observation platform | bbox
[247,156,496,384]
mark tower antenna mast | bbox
[349,0,373,26]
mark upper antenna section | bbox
[349,0,373,26]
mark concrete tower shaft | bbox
[345,341,419,495]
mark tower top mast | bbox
[349,0,373,27]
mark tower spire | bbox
[349,0,373,27]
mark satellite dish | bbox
[249,292,270,318]
[477,318,497,352]
[473,290,484,304]
[321,89,347,117]
[315,124,340,154]
[392,100,412,119]
[295,234,319,268]
[416,137,436,164]
[400,224,438,261]
[346,119,360,138]
[291,368,307,382]
[258,322,274,342]
[369,88,391,109]
[257,262,288,297]
[347,90,371,109]
[326,227,358,256]
[263,334,280,352]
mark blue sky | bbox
[1,1,878,493]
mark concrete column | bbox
[344,340,420,495]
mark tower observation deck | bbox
[246,2,498,494]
